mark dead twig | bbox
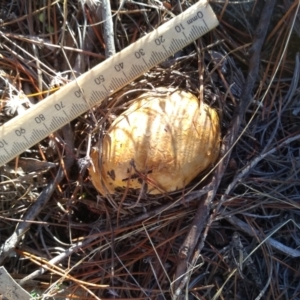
[86,0,116,58]
[101,0,116,57]
[225,215,300,258]
[0,124,74,265]
[222,132,300,202]
[172,0,277,297]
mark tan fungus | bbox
[89,89,220,195]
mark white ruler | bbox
[0,0,218,166]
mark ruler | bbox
[0,0,218,166]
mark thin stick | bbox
[0,124,74,265]
[172,0,277,297]
[101,0,116,57]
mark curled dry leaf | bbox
[89,89,220,195]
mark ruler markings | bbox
[129,65,138,78]
[43,123,49,131]
[103,85,109,93]
[109,77,127,91]
[108,78,117,91]
[196,26,205,36]
[89,93,96,104]
[129,64,147,78]
[169,39,186,53]
[148,51,165,66]
[70,103,89,116]
[31,130,43,140]
[202,19,209,31]
[10,148,18,156]
[162,44,171,56]
[89,92,99,105]
[90,90,108,105]
[89,97,97,105]
[122,71,128,80]
[63,110,69,119]
[0,0,219,166]
[32,129,46,140]
[142,58,149,68]
[13,142,27,153]
[50,116,68,130]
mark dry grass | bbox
[0,0,300,299]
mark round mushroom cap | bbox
[89,89,220,195]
